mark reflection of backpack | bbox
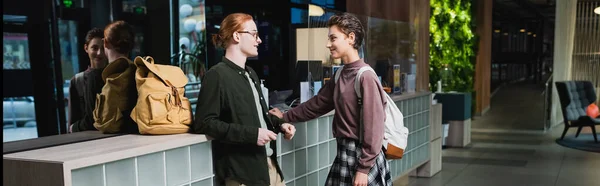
[335,66,409,159]
[73,72,86,112]
[93,57,139,133]
[130,56,192,135]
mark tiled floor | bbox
[397,127,600,186]
[472,81,547,131]
[396,82,600,186]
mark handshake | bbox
[256,108,295,146]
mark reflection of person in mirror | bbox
[68,28,107,133]
[192,13,295,186]
[270,12,391,186]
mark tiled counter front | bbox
[3,134,211,186]
[4,92,430,186]
[277,92,431,186]
[70,142,213,186]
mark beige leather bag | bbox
[130,56,192,134]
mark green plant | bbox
[429,0,478,92]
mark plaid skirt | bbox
[325,138,392,186]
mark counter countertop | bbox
[4,133,208,170]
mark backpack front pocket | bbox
[179,97,192,125]
[147,92,172,125]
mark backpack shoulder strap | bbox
[354,66,375,100]
[354,66,375,146]
[74,72,85,97]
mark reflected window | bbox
[60,0,83,8]
[123,0,147,14]
[3,33,30,70]
[58,20,79,83]
[291,8,308,24]
[176,0,207,84]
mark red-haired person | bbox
[193,13,296,186]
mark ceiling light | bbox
[533,34,537,37]
[527,32,532,35]
[309,4,325,17]
[595,7,600,15]
[503,33,508,36]
[520,29,526,32]
[494,29,500,33]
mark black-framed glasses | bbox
[237,30,259,40]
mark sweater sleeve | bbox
[283,79,335,123]
[356,70,387,174]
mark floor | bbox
[396,81,600,186]
[472,81,547,131]
[396,127,600,186]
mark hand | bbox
[257,128,277,146]
[269,108,283,119]
[69,124,74,133]
[280,123,296,140]
[353,172,368,186]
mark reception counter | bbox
[3,92,432,186]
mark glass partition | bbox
[297,5,417,100]
[175,0,207,84]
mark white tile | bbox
[318,117,330,143]
[295,149,307,177]
[166,146,191,186]
[294,122,307,148]
[191,142,212,180]
[307,146,318,172]
[137,152,165,186]
[105,158,136,186]
[191,178,213,186]
[71,164,104,186]
[307,120,318,146]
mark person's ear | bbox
[103,39,111,49]
[347,32,356,46]
[232,32,242,43]
[83,44,88,52]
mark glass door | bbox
[3,17,39,142]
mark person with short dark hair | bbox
[69,28,107,132]
[270,13,392,186]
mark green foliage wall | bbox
[429,0,478,92]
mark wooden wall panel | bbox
[475,0,493,115]
[412,0,431,92]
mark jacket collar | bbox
[222,56,246,74]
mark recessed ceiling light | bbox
[595,7,600,15]
[520,29,526,32]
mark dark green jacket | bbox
[193,57,285,186]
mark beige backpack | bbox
[93,57,139,134]
[130,56,192,134]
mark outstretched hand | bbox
[280,123,296,140]
[269,108,284,119]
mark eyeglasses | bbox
[237,30,259,40]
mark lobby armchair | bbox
[555,81,599,143]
